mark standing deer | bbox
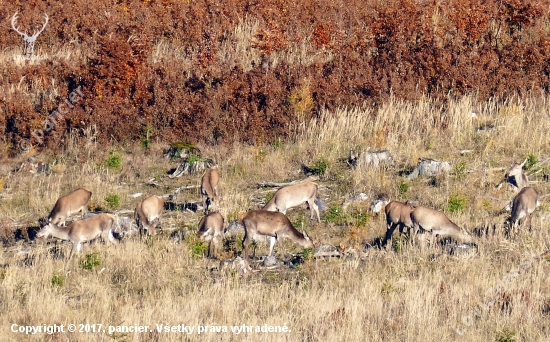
[410,206,472,248]
[383,201,414,247]
[197,212,225,257]
[37,213,118,258]
[263,180,320,222]
[134,195,164,236]
[47,188,92,227]
[201,168,220,214]
[240,210,313,266]
[507,186,539,236]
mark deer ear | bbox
[520,158,528,167]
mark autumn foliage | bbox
[1,0,550,150]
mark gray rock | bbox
[407,158,452,179]
[349,150,393,168]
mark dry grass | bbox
[1,96,550,341]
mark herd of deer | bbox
[34,160,540,267]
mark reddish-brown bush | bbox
[1,0,549,151]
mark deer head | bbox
[11,12,49,57]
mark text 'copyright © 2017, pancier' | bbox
[10,323,292,335]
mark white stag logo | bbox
[11,12,49,58]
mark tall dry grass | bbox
[1,95,550,341]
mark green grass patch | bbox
[51,272,65,287]
[104,150,122,169]
[185,154,202,164]
[398,179,410,195]
[264,192,274,205]
[104,194,120,210]
[525,153,537,170]
[302,247,315,261]
[324,206,348,225]
[311,157,328,175]
[448,194,468,213]
[79,253,101,271]
[495,327,516,342]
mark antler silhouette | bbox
[11,12,49,57]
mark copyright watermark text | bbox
[10,322,292,335]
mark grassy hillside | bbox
[1,96,550,341]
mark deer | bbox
[383,200,414,247]
[201,168,220,214]
[263,180,320,222]
[36,213,118,258]
[504,160,529,191]
[47,188,92,227]
[134,195,164,236]
[240,210,313,267]
[11,12,49,57]
[410,206,472,249]
[507,186,539,237]
[197,212,225,257]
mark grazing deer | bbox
[37,213,118,258]
[197,212,225,257]
[263,180,320,222]
[134,195,164,236]
[410,206,472,248]
[507,186,539,236]
[201,168,220,214]
[240,210,313,265]
[48,188,92,227]
[383,201,414,246]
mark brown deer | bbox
[263,180,320,222]
[507,186,539,236]
[384,200,414,247]
[134,195,164,236]
[240,210,313,267]
[197,212,225,257]
[201,168,221,214]
[410,206,472,248]
[37,213,118,258]
[47,188,92,227]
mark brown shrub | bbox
[1,0,550,151]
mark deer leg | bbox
[105,230,119,246]
[268,236,277,256]
[212,236,221,258]
[207,240,213,258]
[383,223,398,249]
[242,234,250,261]
[69,242,82,259]
[309,199,321,223]
[429,232,436,249]
[203,196,209,215]
[417,231,431,250]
